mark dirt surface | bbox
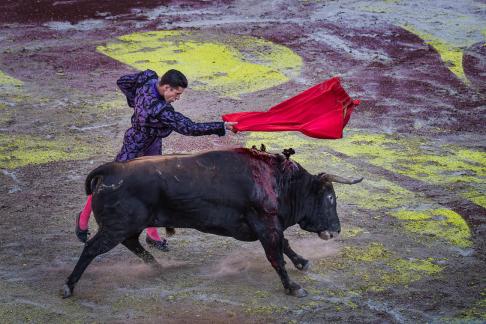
[0,0,485,323]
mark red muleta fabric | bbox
[222,77,360,139]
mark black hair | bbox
[159,69,188,88]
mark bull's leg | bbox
[283,238,310,271]
[257,230,308,297]
[122,234,162,270]
[63,230,120,298]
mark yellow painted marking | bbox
[402,25,467,83]
[462,190,486,209]
[341,226,364,239]
[392,209,472,248]
[319,243,444,292]
[97,30,302,98]
[97,98,127,110]
[0,70,23,87]
[0,134,93,169]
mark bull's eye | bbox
[328,194,335,204]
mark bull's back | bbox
[123,150,259,206]
[130,150,253,179]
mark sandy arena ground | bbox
[0,0,485,322]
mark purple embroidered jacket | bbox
[114,70,225,162]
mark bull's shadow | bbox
[63,146,362,298]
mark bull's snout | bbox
[318,230,340,240]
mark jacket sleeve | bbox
[116,72,140,108]
[117,70,158,108]
[155,104,226,136]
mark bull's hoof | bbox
[285,287,308,298]
[62,284,73,299]
[285,282,308,298]
[295,260,311,271]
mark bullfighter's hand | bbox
[224,122,238,133]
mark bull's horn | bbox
[320,173,363,184]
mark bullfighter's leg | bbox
[75,195,92,243]
[122,234,162,270]
[142,137,169,251]
[63,230,121,298]
[248,215,308,297]
[283,238,310,271]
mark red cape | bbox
[222,77,360,139]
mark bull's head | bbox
[298,173,363,240]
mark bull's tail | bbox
[85,163,114,195]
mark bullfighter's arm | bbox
[117,70,158,108]
[155,104,226,136]
[116,73,139,108]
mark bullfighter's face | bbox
[160,84,185,103]
[298,181,341,240]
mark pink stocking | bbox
[146,228,162,241]
[78,195,92,230]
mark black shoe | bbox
[75,212,90,243]
[145,236,169,252]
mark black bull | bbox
[63,148,362,298]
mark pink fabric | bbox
[146,227,162,241]
[78,195,92,230]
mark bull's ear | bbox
[319,173,363,185]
